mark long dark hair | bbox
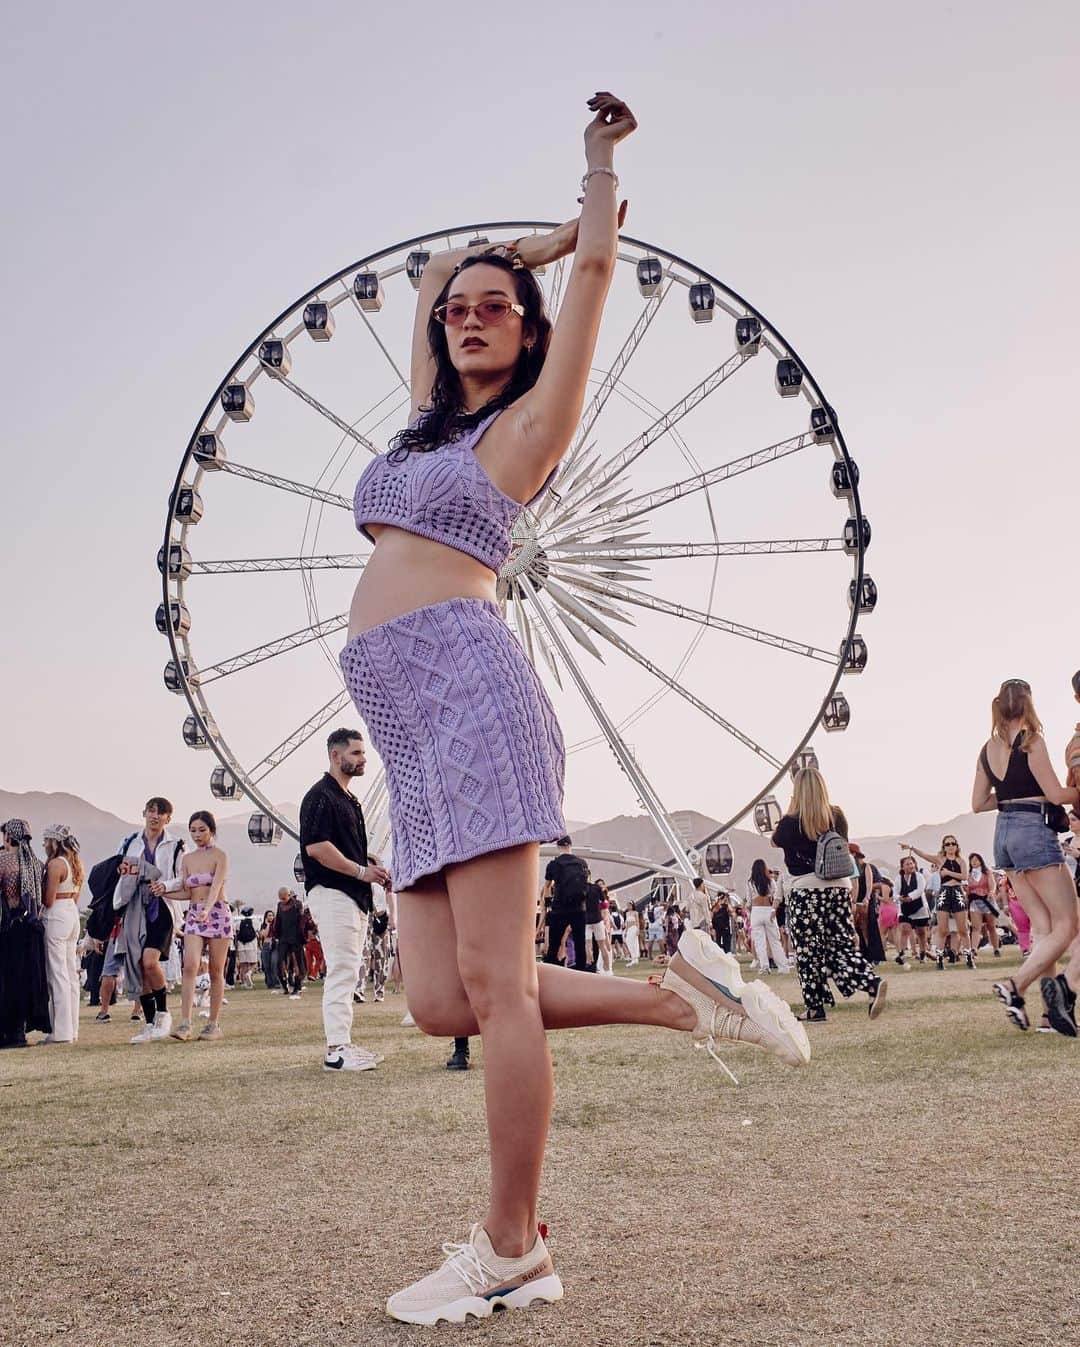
[750,858,771,897]
[388,254,552,459]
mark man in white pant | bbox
[300,728,390,1072]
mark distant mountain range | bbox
[1,788,995,908]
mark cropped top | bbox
[771,807,850,878]
[185,872,214,888]
[352,409,555,574]
[980,733,1043,803]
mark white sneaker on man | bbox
[149,1011,173,1040]
[386,1223,562,1325]
[130,1022,156,1044]
[323,1044,382,1072]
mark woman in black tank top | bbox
[903,836,973,970]
[972,679,1079,1034]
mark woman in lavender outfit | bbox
[173,810,232,1042]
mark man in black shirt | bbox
[542,836,590,971]
[272,888,305,997]
[299,727,390,1073]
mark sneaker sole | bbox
[869,979,888,1020]
[323,1059,377,1072]
[1040,977,1078,1038]
[674,929,810,1066]
[386,1274,564,1325]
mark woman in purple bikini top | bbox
[351,408,556,575]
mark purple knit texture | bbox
[340,599,566,892]
[352,410,554,572]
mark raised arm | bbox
[904,843,941,865]
[511,93,637,472]
[409,218,592,422]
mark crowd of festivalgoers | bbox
[2,675,1078,1050]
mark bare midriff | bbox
[348,524,498,639]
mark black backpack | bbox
[551,855,589,910]
[236,917,257,944]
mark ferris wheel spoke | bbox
[550,536,846,564]
[546,351,753,530]
[189,554,367,576]
[547,257,567,321]
[549,567,836,664]
[276,373,381,456]
[199,613,348,684]
[559,430,819,538]
[538,282,674,520]
[344,283,410,394]
[524,587,697,879]
[250,690,353,785]
[537,577,783,768]
[211,458,352,511]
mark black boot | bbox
[446,1037,470,1070]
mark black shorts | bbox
[937,890,965,915]
[903,916,930,929]
[145,907,174,959]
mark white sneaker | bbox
[661,928,810,1073]
[374,989,385,1002]
[149,1011,173,1040]
[386,1223,562,1325]
[323,1044,381,1072]
[130,1022,156,1044]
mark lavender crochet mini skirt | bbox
[339,598,566,891]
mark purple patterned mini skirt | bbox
[183,899,233,941]
[339,597,566,891]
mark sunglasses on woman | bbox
[433,299,525,327]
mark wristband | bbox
[577,166,619,204]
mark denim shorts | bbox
[102,936,123,978]
[994,809,1064,872]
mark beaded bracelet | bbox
[577,166,620,204]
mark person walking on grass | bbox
[895,854,931,965]
[0,820,51,1048]
[746,860,790,975]
[41,824,84,1044]
[299,728,390,1073]
[904,836,973,969]
[114,798,185,1043]
[771,768,888,1024]
[335,92,807,1325]
[966,853,1001,958]
[172,811,232,1042]
[972,679,1079,1034]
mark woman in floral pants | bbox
[772,769,887,1023]
[785,884,881,1017]
[358,903,392,1003]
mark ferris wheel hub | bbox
[497,521,550,599]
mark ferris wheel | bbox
[159,221,875,888]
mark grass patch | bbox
[2,948,1078,1346]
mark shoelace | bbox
[698,1006,741,1086]
[440,1240,497,1295]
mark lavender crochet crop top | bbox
[352,409,554,574]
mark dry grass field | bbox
[4,949,1078,1347]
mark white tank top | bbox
[54,858,78,896]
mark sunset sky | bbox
[5,1,1078,844]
